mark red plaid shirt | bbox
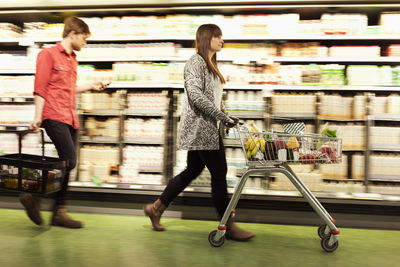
[34,42,79,129]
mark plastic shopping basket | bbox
[208,125,342,252]
[0,129,66,195]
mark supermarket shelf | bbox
[0,69,35,74]
[77,56,400,63]
[125,109,166,116]
[139,166,163,173]
[342,149,365,152]
[228,110,264,119]
[0,97,33,103]
[323,178,364,182]
[272,112,316,120]
[108,83,400,92]
[318,117,365,122]
[78,57,189,62]
[108,82,266,90]
[108,83,182,89]
[271,57,400,63]
[370,144,400,152]
[123,137,164,145]
[66,182,400,202]
[0,124,29,131]
[79,110,121,116]
[271,85,400,91]
[10,34,400,43]
[80,136,119,143]
[369,174,400,182]
[368,114,400,121]
[0,38,22,44]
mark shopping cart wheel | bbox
[321,236,339,252]
[208,230,225,247]
[317,224,330,239]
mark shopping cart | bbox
[0,129,66,194]
[208,125,342,252]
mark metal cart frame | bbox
[208,126,341,252]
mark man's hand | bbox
[92,81,110,91]
[29,117,42,133]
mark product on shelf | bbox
[351,154,365,179]
[113,62,184,84]
[346,65,392,85]
[79,145,119,183]
[370,127,400,146]
[0,23,22,38]
[280,42,327,57]
[319,95,354,120]
[321,13,368,35]
[224,90,264,112]
[79,91,121,112]
[369,154,400,178]
[80,145,119,166]
[0,54,35,71]
[0,76,34,98]
[126,92,167,111]
[270,172,324,192]
[380,12,400,35]
[124,118,165,140]
[77,65,113,84]
[0,104,34,124]
[272,94,316,116]
[319,124,365,150]
[122,145,163,170]
[319,154,348,179]
[329,46,380,58]
[83,117,120,138]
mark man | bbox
[21,17,107,228]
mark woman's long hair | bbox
[195,24,226,84]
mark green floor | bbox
[0,209,399,267]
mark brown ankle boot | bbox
[225,217,255,241]
[143,199,167,231]
[51,205,83,229]
[19,193,42,226]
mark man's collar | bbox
[56,42,76,57]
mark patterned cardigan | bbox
[179,53,230,151]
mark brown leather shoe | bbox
[51,205,83,229]
[19,193,42,226]
[225,217,255,241]
[143,199,167,231]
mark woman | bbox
[144,24,254,241]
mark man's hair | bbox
[62,17,90,38]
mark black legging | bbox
[42,119,77,206]
[160,135,229,218]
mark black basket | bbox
[0,129,66,194]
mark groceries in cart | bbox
[240,121,342,165]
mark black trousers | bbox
[160,136,229,218]
[42,119,77,206]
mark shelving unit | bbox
[1,1,400,206]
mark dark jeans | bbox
[160,136,228,218]
[42,119,77,206]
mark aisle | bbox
[0,208,399,267]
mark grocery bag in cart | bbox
[0,129,66,194]
[208,123,342,252]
